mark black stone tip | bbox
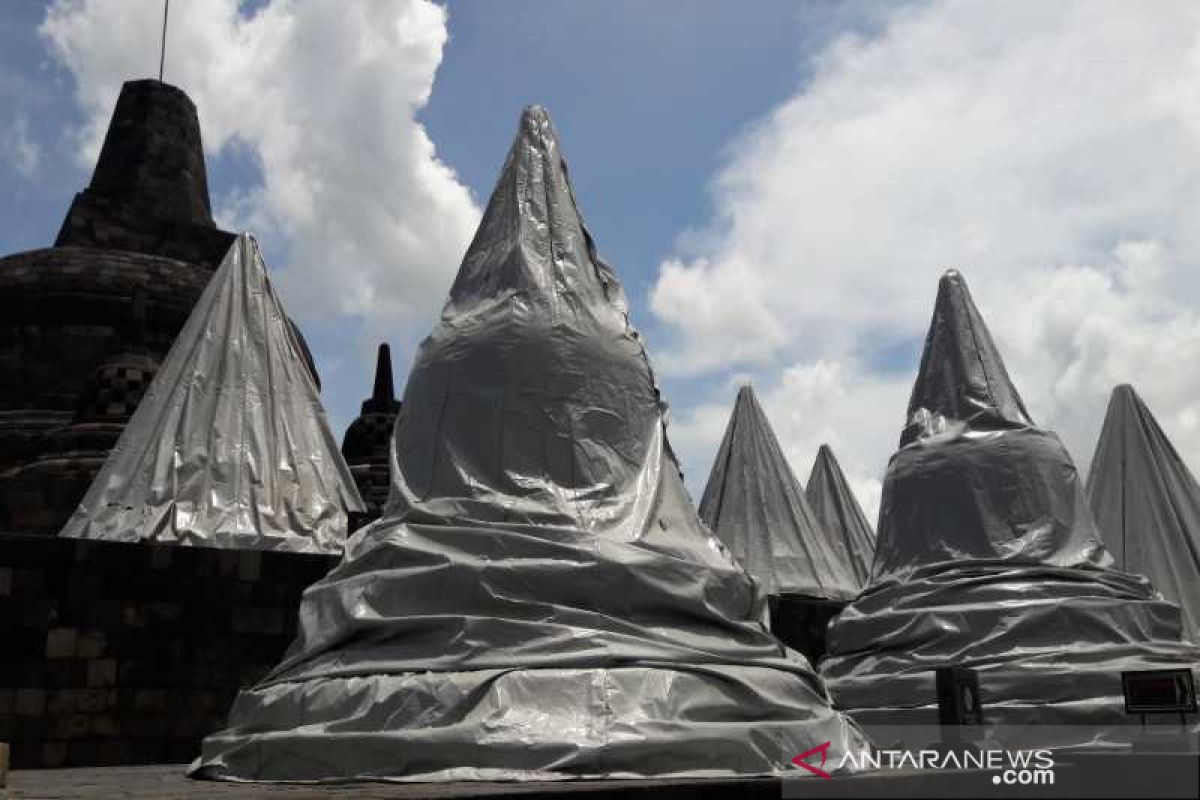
[372,343,395,404]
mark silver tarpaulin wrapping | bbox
[806,444,876,588]
[1087,384,1200,643]
[699,386,860,600]
[60,234,364,553]
[192,107,869,783]
[820,270,1200,748]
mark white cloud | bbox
[40,0,480,342]
[1,114,41,178]
[653,0,1200,506]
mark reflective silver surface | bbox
[821,271,1200,748]
[193,107,869,783]
[60,234,364,553]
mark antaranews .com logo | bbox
[792,742,1055,785]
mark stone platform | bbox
[3,766,780,799]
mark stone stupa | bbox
[1087,384,1200,644]
[193,106,868,782]
[341,343,401,529]
[820,270,1200,748]
[806,444,876,587]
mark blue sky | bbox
[6,1,1200,516]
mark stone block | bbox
[132,689,167,713]
[237,550,261,581]
[75,629,107,659]
[41,740,65,768]
[86,659,116,687]
[0,741,8,787]
[89,715,119,737]
[14,689,45,717]
[0,566,10,596]
[44,627,76,659]
[49,714,89,739]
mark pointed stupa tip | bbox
[447,102,624,314]
[902,268,1033,445]
[372,343,395,403]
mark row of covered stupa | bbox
[10,73,1198,782]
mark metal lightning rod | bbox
[158,0,169,82]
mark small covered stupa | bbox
[700,387,860,601]
[340,343,401,528]
[699,386,861,661]
[821,270,1200,746]
[60,234,363,553]
[1087,384,1200,643]
[193,107,868,782]
[806,444,876,587]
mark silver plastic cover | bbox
[820,270,1200,748]
[59,233,364,553]
[1087,384,1200,644]
[192,107,869,783]
[699,386,860,600]
[806,444,877,587]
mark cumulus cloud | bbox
[40,0,480,343]
[653,0,1200,513]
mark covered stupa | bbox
[1087,384,1200,643]
[806,444,876,587]
[60,234,363,553]
[821,270,1200,746]
[193,107,868,782]
[699,386,860,600]
[340,343,401,528]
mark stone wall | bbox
[769,595,847,667]
[0,533,336,768]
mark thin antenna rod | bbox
[158,0,169,82]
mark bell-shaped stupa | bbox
[1087,384,1200,643]
[821,270,1200,747]
[341,343,401,528]
[60,234,363,552]
[699,386,860,600]
[193,107,868,782]
[806,445,876,587]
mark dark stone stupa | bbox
[341,343,401,528]
[0,79,314,534]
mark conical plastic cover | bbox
[1087,384,1200,642]
[820,270,1200,748]
[805,445,876,587]
[60,233,364,552]
[194,107,867,783]
[699,386,860,599]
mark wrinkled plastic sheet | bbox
[820,271,1200,750]
[60,234,364,553]
[699,386,860,600]
[193,107,869,782]
[1087,385,1200,644]
[806,444,876,587]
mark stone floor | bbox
[2,766,781,800]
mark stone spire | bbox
[341,343,402,527]
[54,79,234,266]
